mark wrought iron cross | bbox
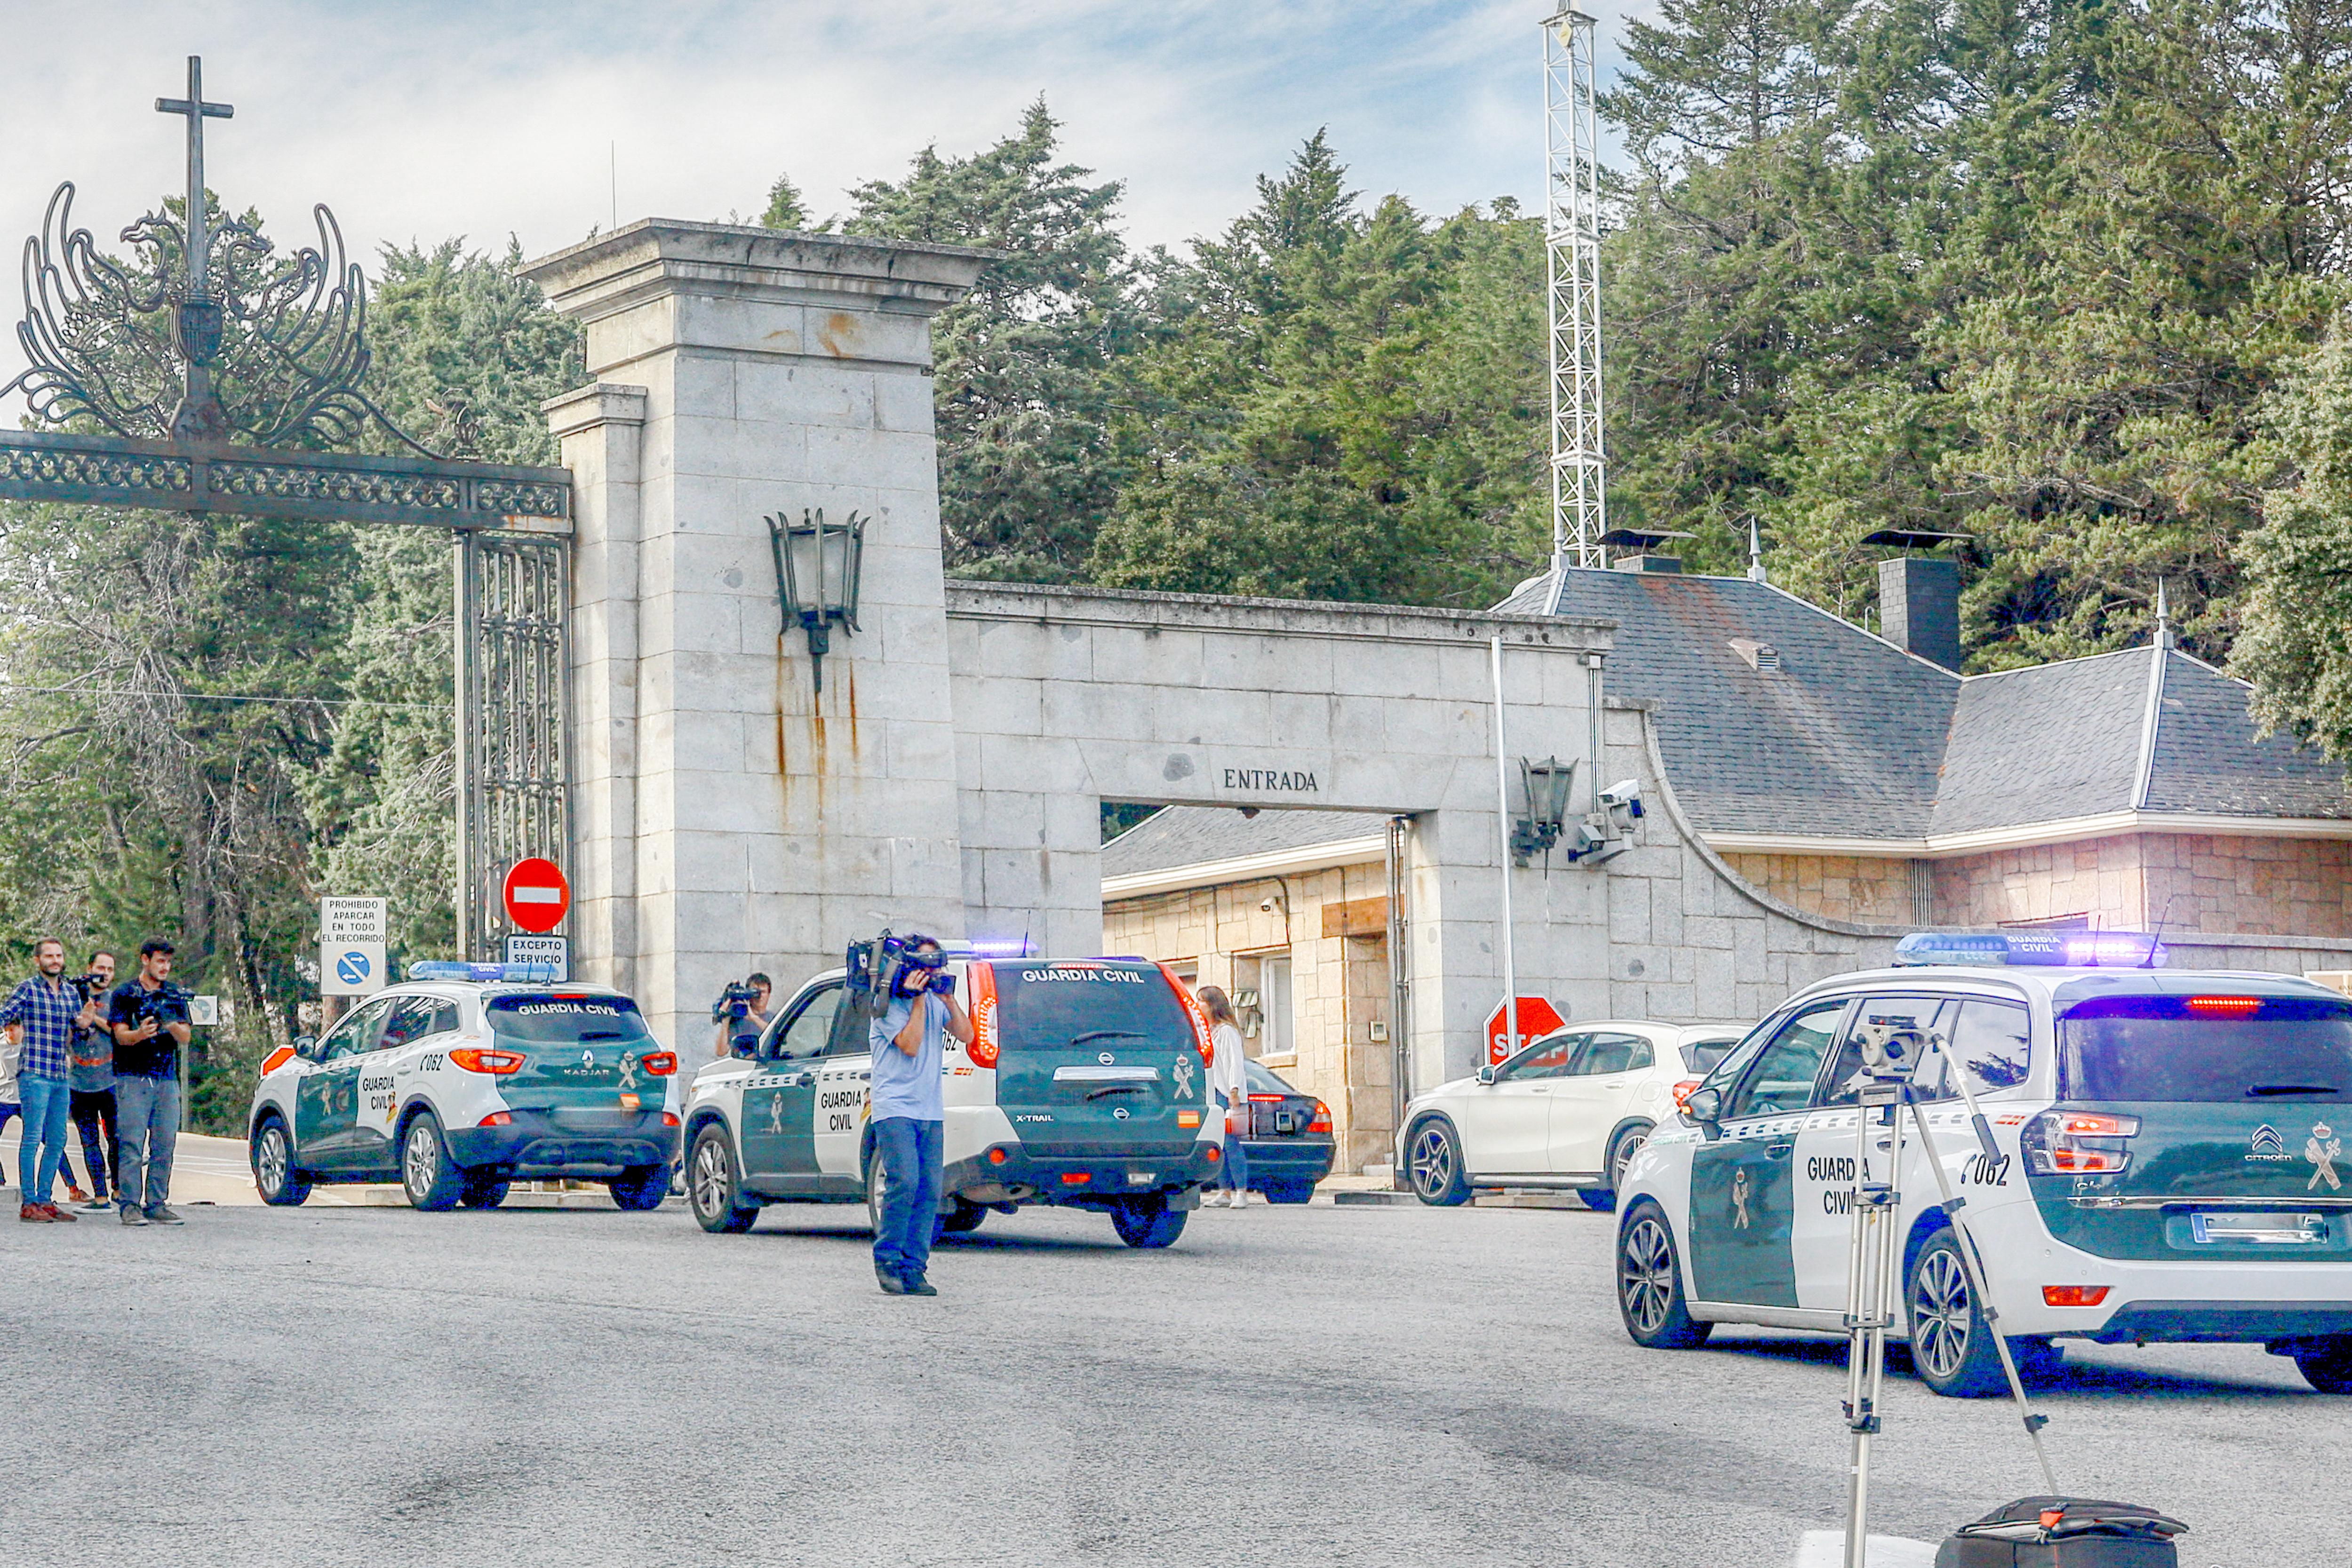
[155,56,234,440]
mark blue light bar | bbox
[1893,931,2167,969]
[407,961,560,983]
[951,939,1035,958]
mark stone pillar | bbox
[524,222,991,1051]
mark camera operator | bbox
[868,936,972,1297]
[108,938,191,1227]
[711,972,773,1060]
[2,938,98,1223]
[68,949,119,1213]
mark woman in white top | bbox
[1197,986,1251,1208]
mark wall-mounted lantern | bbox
[1511,756,1578,865]
[767,507,866,694]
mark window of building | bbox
[1234,951,1294,1063]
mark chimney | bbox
[1878,556,1961,670]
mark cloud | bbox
[0,0,1656,404]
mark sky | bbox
[0,0,1644,408]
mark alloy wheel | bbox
[1912,1247,1972,1378]
[1410,1126,1452,1198]
[403,1122,438,1196]
[1611,1129,1648,1189]
[1619,1215,1675,1336]
[255,1124,287,1195]
[693,1138,729,1217]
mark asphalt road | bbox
[1,1194,2335,1567]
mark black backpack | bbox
[1936,1497,2188,1567]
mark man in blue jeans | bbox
[3,938,100,1223]
[868,937,973,1297]
[108,938,192,1226]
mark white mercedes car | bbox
[1400,1019,1748,1210]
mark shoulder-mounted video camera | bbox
[710,980,763,1026]
[846,929,954,1019]
[69,971,109,1005]
[135,980,192,1028]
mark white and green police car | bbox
[680,951,1225,1248]
[247,963,681,1210]
[1615,930,2352,1396]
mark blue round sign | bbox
[335,949,371,986]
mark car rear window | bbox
[2060,995,2352,1103]
[1244,1060,1296,1095]
[991,963,1195,1051]
[1680,1037,1740,1073]
[486,994,655,1046]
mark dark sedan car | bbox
[1235,1060,1334,1204]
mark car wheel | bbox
[609,1163,667,1210]
[400,1112,466,1211]
[1110,1194,1188,1248]
[1580,1122,1654,1212]
[1906,1228,2007,1397]
[941,1198,986,1234]
[2294,1337,2352,1394]
[1406,1118,1471,1206]
[864,1142,947,1245]
[250,1116,311,1207]
[458,1172,510,1210]
[1263,1180,1316,1205]
[1616,1200,1712,1349]
[688,1126,759,1234]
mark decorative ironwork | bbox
[456,532,571,959]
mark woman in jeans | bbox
[1197,986,1251,1208]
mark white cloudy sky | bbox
[0,0,1644,404]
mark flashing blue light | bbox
[406,961,560,984]
[953,939,1036,958]
[1893,930,2167,969]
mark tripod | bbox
[1840,1019,2057,1568]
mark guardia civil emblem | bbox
[1730,1166,1754,1230]
[765,1094,786,1134]
[1171,1053,1196,1100]
[2309,1122,2343,1192]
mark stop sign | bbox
[501,857,570,934]
[1485,995,1567,1064]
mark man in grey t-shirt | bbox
[867,938,973,1296]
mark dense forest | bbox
[7,0,2352,1128]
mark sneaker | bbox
[902,1274,939,1297]
[875,1267,908,1296]
[144,1204,184,1226]
[119,1206,149,1226]
[40,1203,77,1223]
[18,1203,50,1223]
[80,1197,111,1212]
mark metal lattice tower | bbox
[1544,8,1607,579]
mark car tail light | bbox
[967,965,1001,1068]
[2185,995,2263,1016]
[2042,1285,2111,1306]
[1308,1101,1332,1135]
[262,1045,296,1075]
[1247,1093,1285,1103]
[987,1146,1009,1166]
[639,1051,677,1076]
[1226,1109,1247,1138]
[450,1047,526,1075]
[1060,1172,1091,1186]
[1204,1144,1220,1163]
[661,1112,679,1127]
[1160,962,1215,1064]
[478,1111,513,1127]
[1671,1078,1702,1109]
[2022,1109,2141,1175]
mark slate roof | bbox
[1492,568,2352,842]
[1101,806,1390,880]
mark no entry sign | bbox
[501,857,570,934]
[1485,995,1566,1065]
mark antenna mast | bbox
[1544,8,1607,588]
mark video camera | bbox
[710,979,763,1026]
[69,971,109,1006]
[132,980,192,1031]
[846,929,955,1019]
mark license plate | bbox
[1275,1111,1299,1133]
[2190,1211,2327,1245]
[1126,1171,1156,1185]
[618,1093,641,1111]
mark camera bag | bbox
[1935,1497,2186,1568]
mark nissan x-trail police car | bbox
[248,963,681,1210]
[681,948,1224,1247]
[1614,931,2352,1397]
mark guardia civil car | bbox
[248,964,681,1210]
[681,952,1225,1248]
[1614,930,2352,1397]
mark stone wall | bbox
[1719,852,1918,926]
[2136,834,2352,938]
[1104,858,1396,1172]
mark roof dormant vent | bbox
[1729,638,1779,672]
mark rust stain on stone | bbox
[845,663,861,763]
[817,311,856,358]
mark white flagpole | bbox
[1491,636,1519,1064]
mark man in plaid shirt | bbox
[4,939,102,1223]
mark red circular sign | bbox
[501,857,571,934]
[1485,995,1567,1065]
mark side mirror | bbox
[1683,1086,1723,1131]
[292,1035,319,1062]
[1475,1064,1499,1086]
[735,1035,761,1060]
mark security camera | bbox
[1597,779,1643,813]
[1258,895,1280,914]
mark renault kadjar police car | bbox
[1614,931,2352,1397]
[248,963,681,1211]
[681,947,1225,1248]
